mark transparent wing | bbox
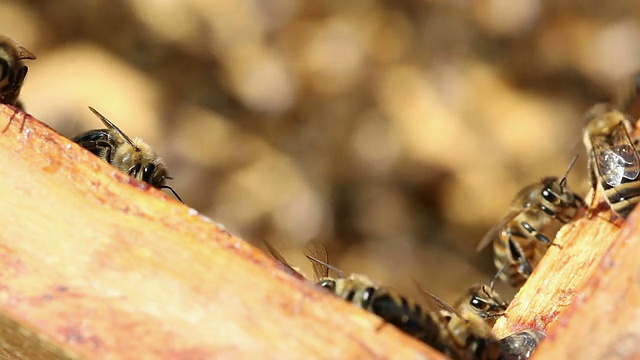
[304,240,331,280]
[261,239,304,279]
[476,213,516,252]
[591,123,640,187]
[611,122,640,181]
[414,280,464,319]
[88,107,137,147]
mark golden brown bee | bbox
[305,244,502,360]
[0,35,36,108]
[424,287,544,360]
[417,286,502,360]
[477,156,585,287]
[583,104,640,219]
[73,107,182,202]
[453,283,507,328]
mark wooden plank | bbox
[530,203,640,359]
[0,105,445,359]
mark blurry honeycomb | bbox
[4,0,640,303]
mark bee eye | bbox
[141,163,156,183]
[470,296,486,310]
[541,188,557,203]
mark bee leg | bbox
[549,241,562,249]
[607,212,625,228]
[1,109,18,134]
[588,208,622,227]
[586,190,598,219]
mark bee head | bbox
[465,285,507,318]
[129,162,182,202]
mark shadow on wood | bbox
[0,105,443,359]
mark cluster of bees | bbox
[2,34,639,359]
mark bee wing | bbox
[261,239,304,279]
[476,213,516,252]
[590,123,640,186]
[612,123,640,180]
[87,107,138,148]
[304,240,331,280]
[413,280,464,319]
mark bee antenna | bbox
[304,254,345,278]
[159,185,183,203]
[87,106,139,150]
[560,154,579,188]
[490,263,508,291]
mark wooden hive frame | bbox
[0,104,637,359]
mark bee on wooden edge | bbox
[0,35,36,112]
[73,106,182,202]
[583,103,640,220]
[452,280,508,328]
[263,240,539,359]
[303,245,459,357]
[477,155,585,287]
[421,285,543,360]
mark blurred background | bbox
[2,0,639,303]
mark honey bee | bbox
[423,287,546,360]
[477,156,585,287]
[0,35,36,108]
[417,286,502,360]
[305,244,502,360]
[453,283,507,328]
[73,107,182,202]
[583,104,640,219]
[497,330,545,360]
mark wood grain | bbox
[0,105,446,360]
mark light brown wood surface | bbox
[530,207,640,359]
[0,105,446,359]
